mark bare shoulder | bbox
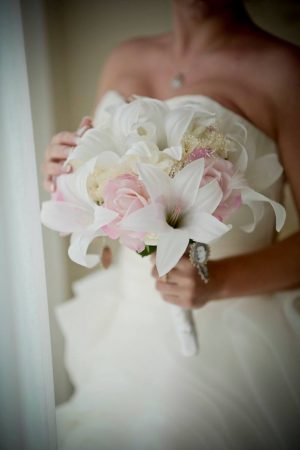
[252,31,300,115]
[97,34,167,100]
[237,27,300,138]
[253,33,300,199]
[268,42,300,114]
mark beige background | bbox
[23,0,299,405]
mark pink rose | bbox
[201,157,241,221]
[102,174,149,252]
[189,148,241,221]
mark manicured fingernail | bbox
[63,164,72,173]
[79,116,92,127]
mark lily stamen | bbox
[167,205,182,228]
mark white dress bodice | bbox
[55,92,300,450]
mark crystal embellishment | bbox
[171,73,184,89]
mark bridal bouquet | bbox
[41,93,286,355]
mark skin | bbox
[43,0,300,308]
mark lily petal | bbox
[185,211,231,243]
[41,201,92,233]
[165,108,195,146]
[120,203,168,234]
[231,142,248,173]
[68,231,103,268]
[93,90,126,127]
[55,173,83,206]
[240,201,264,233]
[156,229,189,277]
[241,187,286,232]
[88,206,118,232]
[73,157,99,206]
[171,159,204,210]
[125,141,160,159]
[137,163,171,204]
[246,153,283,191]
[68,128,119,164]
[194,179,223,214]
[163,145,183,161]
[94,151,121,167]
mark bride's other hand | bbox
[151,254,223,309]
[41,116,93,192]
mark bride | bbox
[42,0,300,449]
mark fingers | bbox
[153,279,181,305]
[50,117,92,148]
[51,131,79,146]
[77,117,93,137]
[101,246,112,269]
[151,265,183,284]
[42,118,93,194]
[151,256,192,280]
[173,255,193,272]
[43,177,56,193]
[160,294,180,305]
[41,161,72,177]
[155,278,178,293]
[78,116,93,129]
[150,253,156,263]
[151,265,159,279]
[46,144,73,162]
[151,257,202,308]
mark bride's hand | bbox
[41,116,92,192]
[151,254,222,309]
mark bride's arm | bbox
[152,52,300,308]
[151,228,300,309]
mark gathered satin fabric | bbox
[55,92,300,450]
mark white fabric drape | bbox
[0,0,57,449]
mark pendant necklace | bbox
[170,72,185,90]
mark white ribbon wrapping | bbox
[171,305,199,357]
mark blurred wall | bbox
[25,0,299,405]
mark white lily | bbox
[66,128,120,168]
[121,159,231,276]
[111,96,169,150]
[66,97,170,168]
[240,152,286,232]
[165,104,215,148]
[41,158,118,267]
[124,140,182,174]
[226,131,286,233]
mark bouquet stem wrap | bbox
[171,306,199,357]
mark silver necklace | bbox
[170,72,185,90]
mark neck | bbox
[171,0,251,60]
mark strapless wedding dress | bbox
[55,93,300,450]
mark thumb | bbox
[79,116,93,128]
[76,116,93,137]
